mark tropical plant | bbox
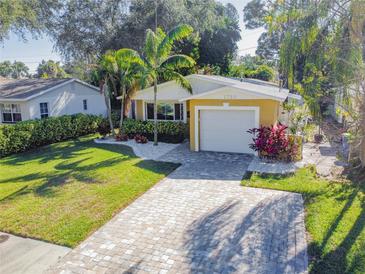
[114,49,145,132]
[97,52,118,136]
[248,123,298,162]
[36,60,68,78]
[141,24,196,145]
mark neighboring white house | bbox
[0,78,107,124]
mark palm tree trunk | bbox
[153,78,158,146]
[103,83,114,136]
[119,86,126,133]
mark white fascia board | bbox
[74,79,100,92]
[180,86,286,102]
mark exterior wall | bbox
[136,100,144,120]
[189,99,280,150]
[27,81,106,120]
[0,101,30,124]
[133,76,224,101]
[134,99,188,122]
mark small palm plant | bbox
[141,24,196,145]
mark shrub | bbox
[115,132,128,142]
[134,134,148,144]
[0,114,107,157]
[252,65,275,81]
[122,119,187,143]
[248,123,300,162]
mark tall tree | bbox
[0,61,13,78]
[11,61,29,79]
[141,25,196,145]
[47,0,240,73]
[0,0,60,42]
[36,60,68,78]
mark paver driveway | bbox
[48,143,308,274]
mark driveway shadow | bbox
[184,194,307,273]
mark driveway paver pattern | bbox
[48,143,308,274]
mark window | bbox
[0,103,22,123]
[131,100,136,119]
[83,99,88,110]
[146,102,184,121]
[39,102,49,119]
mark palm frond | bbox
[115,48,144,67]
[163,70,193,93]
[144,29,158,65]
[161,54,196,70]
[157,24,194,60]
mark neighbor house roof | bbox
[127,74,289,102]
[0,78,99,101]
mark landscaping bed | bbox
[0,135,178,247]
[122,118,187,143]
[242,167,365,274]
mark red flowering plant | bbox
[248,123,298,162]
[134,134,148,144]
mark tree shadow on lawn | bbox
[247,167,365,274]
[1,141,178,201]
[1,138,138,166]
[309,184,365,274]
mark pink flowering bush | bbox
[248,123,298,162]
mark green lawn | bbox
[242,167,365,274]
[0,135,178,247]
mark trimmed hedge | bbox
[0,114,107,157]
[122,119,187,143]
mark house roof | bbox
[0,78,99,101]
[185,75,289,101]
[129,74,289,102]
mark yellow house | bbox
[129,74,289,154]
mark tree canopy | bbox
[0,0,60,42]
[0,61,29,79]
[36,60,68,78]
[47,0,240,73]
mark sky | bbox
[0,0,264,73]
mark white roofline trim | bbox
[0,79,100,102]
[179,85,286,102]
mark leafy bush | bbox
[122,119,187,143]
[115,132,128,142]
[0,114,107,157]
[134,134,148,144]
[248,123,300,162]
[252,65,275,81]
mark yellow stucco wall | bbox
[136,100,144,120]
[189,99,280,150]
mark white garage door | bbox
[199,109,257,154]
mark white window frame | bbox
[144,101,186,122]
[0,103,22,123]
[194,105,260,152]
[39,102,49,119]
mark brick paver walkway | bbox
[48,144,308,274]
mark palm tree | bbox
[98,51,119,136]
[141,24,196,145]
[114,49,145,132]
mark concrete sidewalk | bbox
[0,232,70,274]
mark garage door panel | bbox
[199,109,257,154]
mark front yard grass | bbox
[0,135,178,247]
[242,167,365,274]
